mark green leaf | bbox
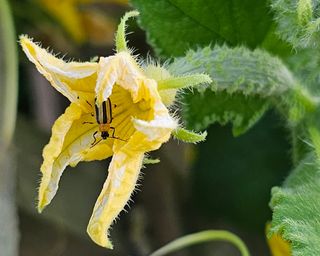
[285,48,320,95]
[172,127,207,143]
[183,90,269,136]
[271,0,320,48]
[169,45,296,96]
[131,0,273,57]
[168,45,300,134]
[269,152,320,256]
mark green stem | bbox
[157,74,212,90]
[115,11,139,53]
[0,0,18,147]
[149,230,250,256]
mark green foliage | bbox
[269,153,320,255]
[169,45,296,96]
[271,0,320,48]
[131,0,273,57]
[182,90,268,136]
[132,0,305,135]
[172,127,207,143]
[132,0,320,254]
[285,48,320,94]
[168,45,301,134]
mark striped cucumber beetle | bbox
[82,97,126,147]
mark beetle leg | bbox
[110,127,116,137]
[109,127,127,142]
[91,131,98,146]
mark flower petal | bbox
[38,103,113,212]
[87,150,144,248]
[133,115,177,142]
[95,52,144,105]
[20,35,97,105]
[95,56,121,105]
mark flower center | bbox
[108,84,153,142]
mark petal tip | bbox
[37,190,49,213]
[87,223,114,249]
[37,201,45,213]
[19,34,33,47]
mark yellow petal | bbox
[87,150,144,248]
[20,35,97,106]
[95,55,121,105]
[95,52,143,105]
[38,103,113,212]
[82,143,113,162]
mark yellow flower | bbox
[20,11,211,248]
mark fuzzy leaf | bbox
[169,45,296,96]
[271,0,320,48]
[169,46,298,134]
[183,90,269,136]
[131,0,273,57]
[172,127,207,143]
[269,152,320,256]
[285,48,320,94]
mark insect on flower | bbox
[93,98,117,142]
[20,10,211,249]
[83,97,126,147]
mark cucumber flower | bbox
[20,11,211,248]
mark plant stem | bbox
[149,230,250,256]
[0,0,18,146]
[0,2,19,256]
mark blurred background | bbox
[0,0,291,255]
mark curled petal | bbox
[20,35,97,106]
[133,115,177,142]
[87,150,144,248]
[38,103,113,212]
[95,52,144,105]
[95,56,121,105]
